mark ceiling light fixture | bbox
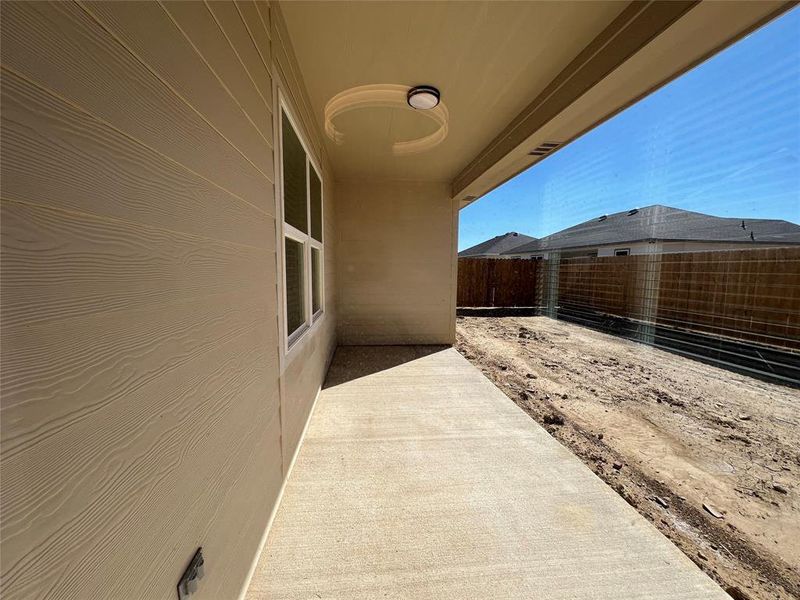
[407,85,440,110]
[324,84,449,155]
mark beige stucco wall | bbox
[336,180,458,345]
[0,2,334,599]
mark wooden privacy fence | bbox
[457,258,540,307]
[558,254,648,319]
[656,248,800,350]
[458,247,800,350]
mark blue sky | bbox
[459,7,800,251]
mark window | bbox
[614,248,630,256]
[280,106,324,349]
[284,237,305,334]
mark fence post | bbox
[545,251,561,319]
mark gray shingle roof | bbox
[459,232,536,257]
[503,205,800,254]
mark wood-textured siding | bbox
[0,2,335,599]
[269,0,337,470]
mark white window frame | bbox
[614,248,631,256]
[277,93,325,357]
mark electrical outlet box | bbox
[177,548,204,600]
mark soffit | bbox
[280,0,629,182]
[454,0,794,206]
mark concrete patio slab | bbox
[246,346,728,599]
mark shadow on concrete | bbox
[323,345,450,389]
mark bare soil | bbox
[456,316,800,600]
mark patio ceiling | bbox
[280,1,793,204]
[280,0,629,180]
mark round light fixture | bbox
[407,85,440,110]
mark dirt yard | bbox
[456,316,800,600]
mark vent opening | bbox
[628,208,639,216]
[528,141,562,157]
[598,215,608,222]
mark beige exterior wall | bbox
[336,180,458,345]
[0,2,334,600]
[269,0,338,485]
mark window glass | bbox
[281,105,324,348]
[285,237,305,336]
[310,167,323,242]
[311,247,322,315]
[282,112,308,233]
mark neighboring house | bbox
[503,205,800,259]
[1,2,789,600]
[458,231,536,258]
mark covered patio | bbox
[245,346,725,599]
[2,1,794,598]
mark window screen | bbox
[282,112,307,233]
[285,237,305,336]
[458,8,800,380]
[310,167,323,243]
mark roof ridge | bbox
[498,206,800,254]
